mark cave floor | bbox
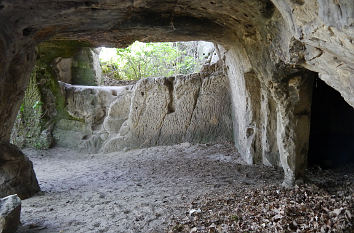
[16,143,353,233]
[17,143,283,233]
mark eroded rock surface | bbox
[0,195,21,233]
[103,63,232,152]
[53,84,133,153]
[272,0,354,107]
[0,142,40,199]
[55,63,233,153]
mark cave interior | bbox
[308,76,354,169]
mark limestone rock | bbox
[71,48,102,86]
[53,83,134,153]
[53,62,233,153]
[54,57,73,84]
[103,88,133,134]
[10,68,51,150]
[0,195,21,233]
[0,142,40,199]
[197,41,219,66]
[272,0,354,107]
[53,119,92,149]
[103,62,233,152]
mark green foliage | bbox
[32,100,43,110]
[101,41,201,80]
[20,104,25,113]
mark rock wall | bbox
[197,41,219,66]
[55,47,102,85]
[10,68,48,149]
[272,0,354,108]
[71,48,103,86]
[53,83,133,153]
[11,43,104,150]
[55,63,233,153]
[223,40,315,186]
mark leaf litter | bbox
[169,166,353,233]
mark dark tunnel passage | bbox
[308,77,354,168]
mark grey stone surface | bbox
[54,48,102,85]
[0,195,21,233]
[54,57,73,84]
[0,142,40,199]
[53,83,133,153]
[223,40,316,186]
[103,63,233,152]
[71,48,102,86]
[54,63,233,153]
[272,0,354,107]
[197,41,219,66]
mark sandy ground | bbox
[17,143,283,233]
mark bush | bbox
[101,41,202,80]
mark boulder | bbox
[0,142,40,199]
[0,195,21,233]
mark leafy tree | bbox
[101,41,201,80]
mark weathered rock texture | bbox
[0,142,40,199]
[0,195,21,233]
[10,43,103,150]
[71,48,102,86]
[10,69,47,149]
[0,0,353,185]
[54,83,133,153]
[197,41,219,66]
[55,63,233,153]
[103,64,233,152]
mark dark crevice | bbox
[23,27,35,37]
[165,77,175,114]
[308,76,354,168]
[260,1,275,19]
[84,1,96,7]
[291,0,305,5]
[185,80,201,133]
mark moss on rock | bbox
[11,40,93,149]
[11,65,47,149]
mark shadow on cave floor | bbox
[16,143,354,232]
[17,143,283,233]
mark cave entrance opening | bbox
[98,41,218,86]
[308,76,354,169]
[10,40,228,153]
